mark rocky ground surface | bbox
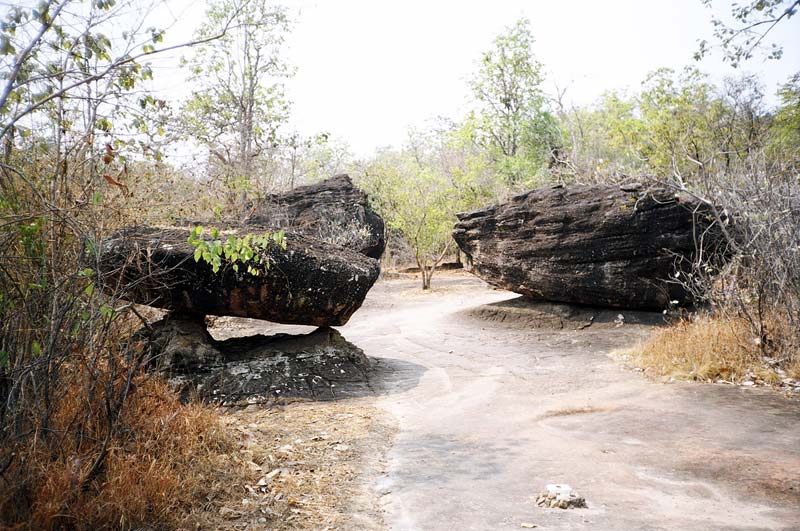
[205,274,800,530]
[170,327,377,404]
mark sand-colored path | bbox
[338,276,800,531]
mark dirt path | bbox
[335,275,800,531]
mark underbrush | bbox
[0,373,245,530]
[635,314,799,385]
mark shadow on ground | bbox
[464,295,668,329]
[171,326,426,405]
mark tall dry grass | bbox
[635,315,799,383]
[0,368,247,530]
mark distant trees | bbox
[179,0,291,210]
[466,18,559,187]
[553,67,781,183]
[554,90,646,179]
[355,18,565,289]
[637,67,719,179]
[769,73,800,164]
[277,131,352,191]
[359,125,495,289]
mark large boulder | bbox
[248,174,386,259]
[99,225,380,326]
[452,183,724,310]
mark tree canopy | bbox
[467,18,559,187]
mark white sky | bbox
[48,0,800,156]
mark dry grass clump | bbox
[635,314,799,384]
[0,374,245,530]
[1,355,393,531]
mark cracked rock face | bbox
[99,225,380,326]
[248,174,386,259]
[453,184,725,310]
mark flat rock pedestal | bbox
[136,320,373,404]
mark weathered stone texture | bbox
[100,225,380,326]
[453,184,723,310]
[248,174,386,259]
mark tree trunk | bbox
[422,268,431,290]
[416,255,430,290]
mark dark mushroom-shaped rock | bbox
[247,174,386,259]
[452,184,725,310]
[99,225,380,326]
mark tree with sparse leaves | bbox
[180,0,292,210]
[467,18,559,186]
[696,0,799,67]
[360,126,496,289]
[0,1,239,524]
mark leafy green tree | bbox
[180,0,291,210]
[554,90,647,180]
[554,69,772,183]
[468,18,559,186]
[362,149,452,289]
[360,126,494,289]
[768,73,800,166]
[637,67,719,180]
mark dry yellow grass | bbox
[190,401,395,530]
[1,374,248,530]
[635,315,765,383]
[1,371,392,531]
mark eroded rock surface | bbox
[466,296,665,330]
[137,315,222,370]
[99,225,380,326]
[146,324,373,403]
[453,184,724,310]
[248,174,386,259]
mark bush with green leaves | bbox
[187,226,286,275]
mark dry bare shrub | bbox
[667,152,800,376]
[0,9,249,527]
[315,216,373,250]
[1,371,242,530]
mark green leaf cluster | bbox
[187,226,286,275]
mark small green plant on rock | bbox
[187,226,286,275]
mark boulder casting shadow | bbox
[100,225,380,327]
[453,183,727,310]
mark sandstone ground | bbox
[208,274,800,530]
